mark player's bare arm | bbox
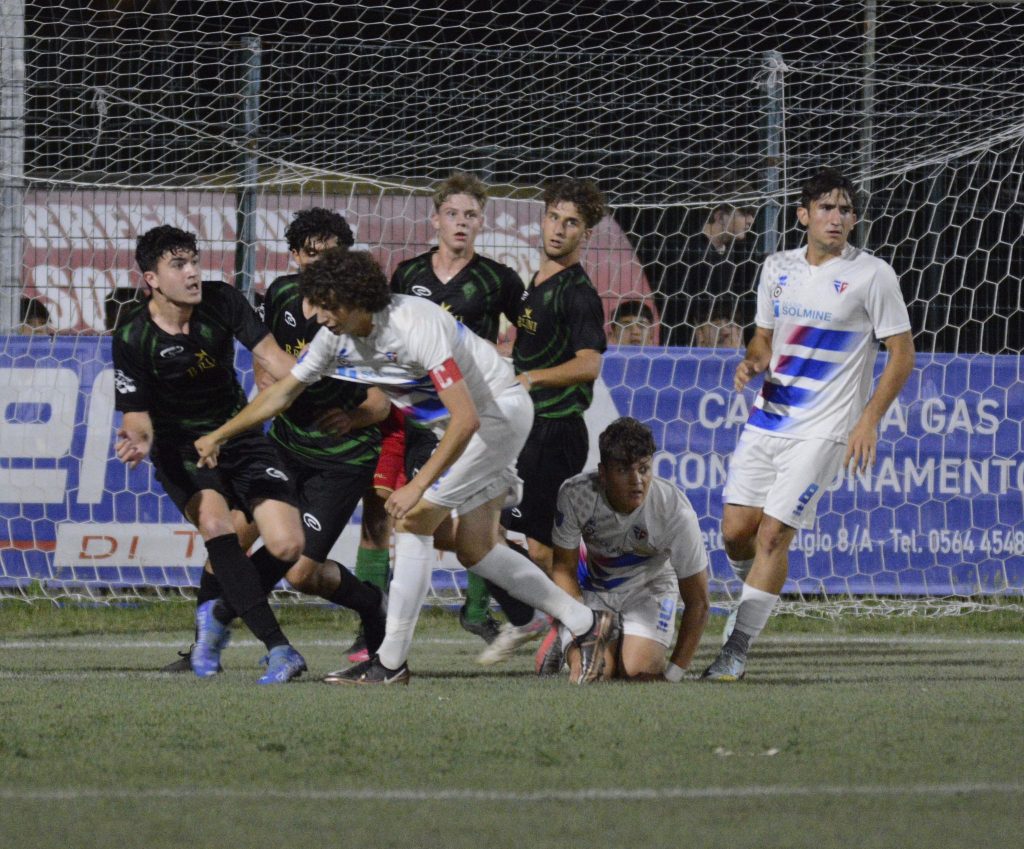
[844,330,915,472]
[551,545,585,601]
[193,374,307,468]
[115,411,154,470]
[315,387,390,437]
[517,348,602,391]
[385,375,480,520]
[250,334,297,382]
[734,327,773,392]
[665,569,710,676]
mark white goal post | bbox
[1,1,1023,614]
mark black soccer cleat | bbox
[322,655,410,686]
[160,644,222,674]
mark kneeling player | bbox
[547,418,710,681]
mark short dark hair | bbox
[599,417,657,467]
[432,172,488,211]
[708,203,756,225]
[20,296,50,326]
[540,178,607,229]
[285,207,354,253]
[799,168,859,212]
[298,248,392,313]
[612,299,654,325]
[135,225,197,273]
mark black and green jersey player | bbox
[389,172,526,641]
[481,179,610,665]
[113,225,308,683]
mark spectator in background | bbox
[104,287,146,332]
[18,297,53,335]
[692,312,744,349]
[656,202,758,347]
[609,299,657,346]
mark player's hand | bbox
[194,434,223,469]
[114,427,150,469]
[734,359,760,392]
[385,481,426,520]
[315,408,354,437]
[844,419,878,473]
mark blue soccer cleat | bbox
[191,599,232,678]
[701,646,747,681]
[257,644,307,685]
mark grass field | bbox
[1,602,1022,849]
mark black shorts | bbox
[152,429,299,522]
[503,414,589,547]
[404,422,439,481]
[279,452,375,563]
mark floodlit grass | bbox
[1,604,1022,849]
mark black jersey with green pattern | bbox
[390,248,523,342]
[512,263,607,419]
[261,274,381,470]
[112,280,267,443]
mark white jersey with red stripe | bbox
[749,243,911,443]
[291,294,517,436]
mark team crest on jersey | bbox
[159,345,184,358]
[284,311,297,327]
[833,279,849,295]
[384,351,398,362]
[517,307,538,333]
[412,285,432,297]
[632,525,648,541]
[113,369,136,394]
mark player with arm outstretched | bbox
[390,171,525,644]
[704,168,915,681]
[546,417,710,681]
[113,225,306,684]
[194,248,618,686]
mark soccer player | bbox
[391,171,524,644]
[194,248,618,686]
[546,417,710,681]
[703,168,915,681]
[480,176,609,665]
[113,225,307,684]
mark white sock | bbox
[734,583,779,643]
[376,533,433,670]
[729,556,754,582]
[468,544,593,636]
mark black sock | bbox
[204,534,288,650]
[327,561,383,614]
[197,568,221,606]
[250,546,295,596]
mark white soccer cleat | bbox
[476,615,549,666]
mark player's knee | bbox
[284,558,320,593]
[721,519,757,557]
[198,517,236,541]
[263,534,304,565]
[755,520,793,557]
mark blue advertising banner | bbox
[2,336,1022,596]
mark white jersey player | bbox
[549,417,710,682]
[704,168,915,682]
[194,248,617,686]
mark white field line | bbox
[2,633,1023,651]
[0,782,1020,803]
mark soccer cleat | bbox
[160,644,220,674]
[322,655,410,686]
[191,600,232,678]
[701,646,747,681]
[346,627,369,663]
[534,625,564,677]
[570,610,619,685]
[476,615,549,666]
[360,587,389,658]
[721,608,738,646]
[458,604,502,644]
[257,644,307,685]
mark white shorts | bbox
[722,429,845,529]
[563,570,679,650]
[423,383,534,514]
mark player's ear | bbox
[796,205,809,227]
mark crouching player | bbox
[543,417,710,681]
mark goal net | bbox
[1,0,1022,614]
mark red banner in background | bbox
[22,191,655,340]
